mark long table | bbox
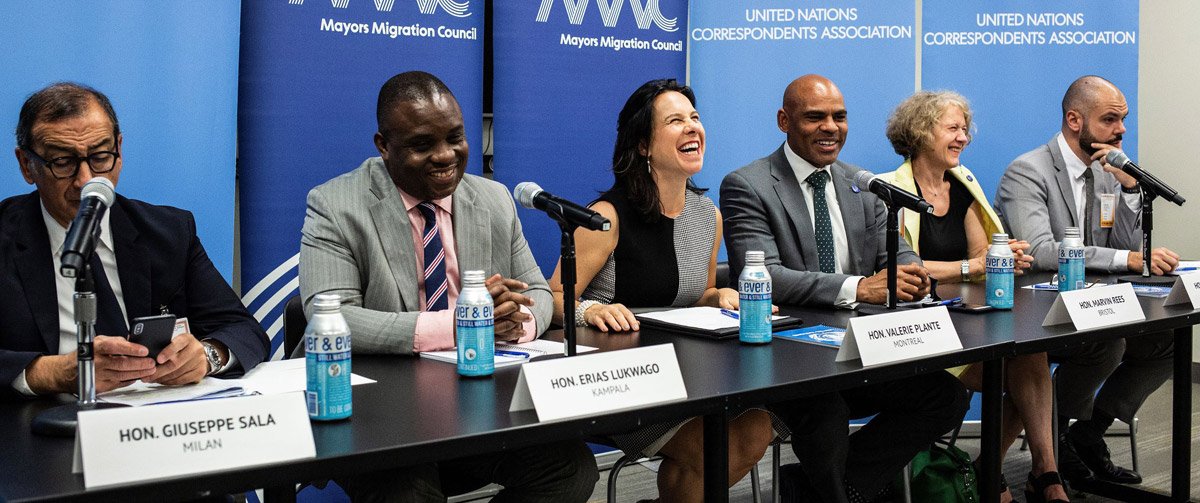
[0,273,1194,502]
[939,273,1199,503]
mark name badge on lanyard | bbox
[1099,193,1116,228]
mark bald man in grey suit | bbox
[721,75,968,503]
[996,75,1178,486]
[300,71,597,502]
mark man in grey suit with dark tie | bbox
[300,71,597,502]
[996,75,1179,486]
[721,74,969,503]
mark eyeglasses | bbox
[22,147,120,180]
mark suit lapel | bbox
[368,163,420,310]
[452,178,490,275]
[1048,137,1080,226]
[11,195,59,352]
[110,200,150,322]
[831,163,867,275]
[768,147,819,269]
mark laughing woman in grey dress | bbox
[548,79,782,503]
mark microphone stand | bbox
[886,205,901,309]
[558,222,579,356]
[1119,186,1176,285]
[32,261,125,437]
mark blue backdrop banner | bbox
[238,0,484,359]
[920,0,1139,200]
[493,0,689,272]
[0,2,241,280]
[688,1,917,260]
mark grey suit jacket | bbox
[995,135,1140,273]
[299,157,552,355]
[720,145,920,306]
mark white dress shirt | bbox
[782,144,861,308]
[1055,133,1136,269]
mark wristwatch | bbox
[200,340,223,376]
[1121,184,1141,194]
[961,260,971,282]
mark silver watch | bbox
[201,340,223,376]
[576,300,601,327]
[961,260,971,282]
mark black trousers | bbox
[336,439,598,503]
[770,370,969,503]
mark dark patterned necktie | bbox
[807,169,837,274]
[416,202,449,311]
[1082,168,1095,246]
[88,253,127,337]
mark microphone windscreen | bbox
[853,169,876,189]
[1104,149,1130,168]
[81,177,115,206]
[513,182,542,209]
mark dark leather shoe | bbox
[1069,436,1142,484]
[1056,434,1094,483]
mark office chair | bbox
[283,295,306,359]
[605,451,764,503]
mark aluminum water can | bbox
[306,293,352,420]
[456,270,495,377]
[985,233,1015,310]
[1058,227,1086,292]
[738,251,773,344]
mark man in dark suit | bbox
[721,75,969,502]
[1,82,268,401]
[996,75,1177,485]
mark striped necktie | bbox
[806,169,837,274]
[416,202,448,311]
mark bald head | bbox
[1061,75,1122,124]
[783,74,841,111]
[1060,75,1128,162]
[778,74,847,167]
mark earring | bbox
[646,156,652,174]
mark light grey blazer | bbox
[299,157,552,355]
[995,135,1140,273]
[720,145,920,307]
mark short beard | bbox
[1077,121,1120,158]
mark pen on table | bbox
[495,350,530,358]
[720,308,739,320]
[1175,267,1198,273]
[1030,283,1058,290]
[937,297,962,306]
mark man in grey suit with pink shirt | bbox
[299,70,596,502]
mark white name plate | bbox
[1164,272,1200,309]
[509,344,687,422]
[1042,282,1145,329]
[835,306,962,367]
[75,391,316,489]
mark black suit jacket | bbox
[0,192,269,400]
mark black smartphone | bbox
[947,302,995,313]
[128,314,177,358]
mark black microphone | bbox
[853,170,934,214]
[60,178,116,278]
[513,182,611,231]
[1104,150,1186,206]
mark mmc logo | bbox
[290,0,471,18]
[535,0,678,32]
